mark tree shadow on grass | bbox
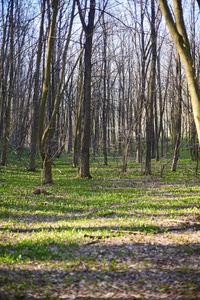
[0,197,199,224]
[0,219,199,235]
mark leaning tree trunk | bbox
[159,0,200,148]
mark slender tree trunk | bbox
[102,12,107,165]
[0,0,8,140]
[171,54,182,171]
[38,0,75,183]
[145,0,156,175]
[68,101,73,154]
[154,86,159,161]
[29,0,45,171]
[136,0,145,163]
[73,50,84,167]
[38,0,59,183]
[1,0,14,166]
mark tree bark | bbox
[171,54,182,171]
[0,0,8,140]
[1,0,14,166]
[136,0,146,164]
[145,0,156,175]
[77,0,95,178]
[38,0,76,183]
[73,49,84,167]
[102,12,107,165]
[29,0,45,171]
[38,0,59,183]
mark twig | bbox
[85,240,100,246]
[84,234,115,239]
[107,283,141,298]
[111,230,143,235]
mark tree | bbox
[1,0,14,166]
[102,10,108,165]
[38,0,59,183]
[0,0,9,141]
[29,0,46,171]
[76,0,96,178]
[135,0,148,164]
[145,0,157,175]
[158,0,200,146]
[171,53,182,171]
[38,0,76,183]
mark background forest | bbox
[0,0,200,178]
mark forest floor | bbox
[0,153,200,299]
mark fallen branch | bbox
[167,219,200,226]
[84,233,115,239]
[111,230,143,235]
[85,240,100,246]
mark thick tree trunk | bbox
[43,155,53,184]
[77,0,95,178]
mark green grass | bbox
[0,148,200,298]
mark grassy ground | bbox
[0,149,200,299]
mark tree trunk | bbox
[136,0,146,164]
[102,13,107,165]
[77,0,95,178]
[73,49,84,167]
[1,0,14,166]
[0,0,8,141]
[38,0,75,183]
[158,0,200,147]
[38,0,59,183]
[145,0,156,175]
[171,54,182,171]
[29,0,45,171]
